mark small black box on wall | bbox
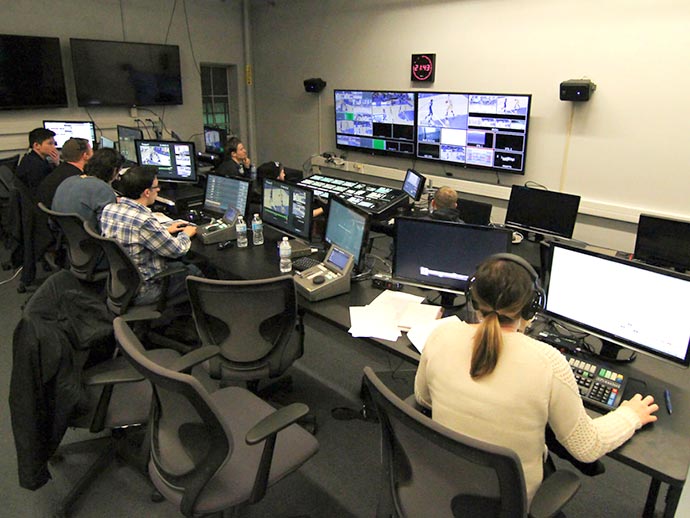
[560,79,596,101]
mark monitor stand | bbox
[439,292,466,310]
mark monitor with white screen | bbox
[135,139,197,183]
[544,243,690,366]
[203,174,250,218]
[324,195,370,270]
[43,120,96,149]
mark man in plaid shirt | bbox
[100,165,201,304]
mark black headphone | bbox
[466,253,545,321]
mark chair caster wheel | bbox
[151,490,164,503]
[17,282,26,293]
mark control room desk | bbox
[189,230,689,517]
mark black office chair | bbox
[37,203,107,283]
[113,316,319,517]
[0,153,20,173]
[362,367,581,518]
[0,165,16,249]
[185,275,305,394]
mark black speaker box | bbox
[560,79,596,102]
[304,78,327,93]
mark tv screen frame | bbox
[203,125,227,156]
[135,139,197,183]
[0,34,68,110]
[70,38,183,107]
[504,185,581,239]
[117,125,144,164]
[43,120,97,149]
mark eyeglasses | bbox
[149,184,161,191]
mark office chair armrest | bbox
[529,469,580,518]
[245,402,310,445]
[83,365,144,386]
[150,264,188,281]
[119,308,162,323]
[168,345,220,373]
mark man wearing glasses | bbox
[100,165,200,305]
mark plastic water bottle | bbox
[250,165,257,182]
[251,213,264,245]
[236,215,248,248]
[279,237,292,273]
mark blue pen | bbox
[664,389,673,415]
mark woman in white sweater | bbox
[414,254,658,503]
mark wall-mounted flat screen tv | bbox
[0,34,68,110]
[70,38,183,107]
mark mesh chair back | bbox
[186,275,300,381]
[83,220,142,314]
[0,154,20,173]
[363,367,528,518]
[0,164,15,196]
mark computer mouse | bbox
[312,274,326,285]
[187,209,200,222]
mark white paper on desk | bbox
[370,290,425,319]
[153,212,174,224]
[348,305,401,341]
[407,316,461,354]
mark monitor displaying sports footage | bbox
[204,126,227,156]
[135,140,197,183]
[324,195,370,268]
[203,174,250,218]
[334,90,415,158]
[117,125,144,164]
[545,243,690,366]
[262,178,314,242]
[416,92,531,174]
[402,168,426,202]
[633,214,690,272]
[43,120,97,149]
[504,185,581,239]
[393,217,512,295]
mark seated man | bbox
[37,138,93,208]
[213,136,255,179]
[100,165,201,305]
[16,127,58,191]
[52,148,124,230]
[429,186,463,223]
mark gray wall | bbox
[249,0,690,250]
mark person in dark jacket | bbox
[16,128,59,192]
[429,186,464,223]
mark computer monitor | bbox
[633,214,690,273]
[135,140,197,183]
[324,195,370,270]
[402,168,426,202]
[504,185,581,239]
[43,120,97,149]
[393,217,512,296]
[262,178,314,242]
[100,136,115,149]
[203,126,227,156]
[117,125,144,164]
[544,243,690,367]
[456,198,493,226]
[203,174,250,218]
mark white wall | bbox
[0,0,246,156]
[249,0,690,250]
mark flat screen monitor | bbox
[402,168,426,201]
[0,34,68,110]
[334,90,415,158]
[135,140,197,183]
[416,92,531,174]
[456,198,493,226]
[100,136,115,149]
[262,178,313,242]
[204,126,227,156]
[393,217,512,295]
[324,195,370,269]
[633,214,690,272]
[505,185,581,239]
[117,125,144,164]
[43,120,97,149]
[544,243,690,367]
[203,174,250,218]
[70,38,183,107]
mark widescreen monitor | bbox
[324,195,370,269]
[135,140,197,183]
[70,38,182,107]
[203,174,250,218]
[100,136,115,149]
[402,168,426,202]
[633,214,690,272]
[43,120,97,149]
[117,125,144,164]
[0,34,68,110]
[416,92,531,174]
[504,185,581,239]
[334,90,415,158]
[262,178,313,242]
[204,126,227,156]
[393,217,512,295]
[544,243,690,367]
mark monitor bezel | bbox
[324,194,371,269]
[543,242,690,367]
[261,177,314,242]
[203,174,251,220]
[402,168,426,202]
[134,139,198,183]
[504,185,581,239]
[633,214,690,273]
[43,120,97,150]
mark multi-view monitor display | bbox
[334,89,532,174]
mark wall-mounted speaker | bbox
[304,77,326,93]
[560,79,596,102]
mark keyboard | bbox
[535,330,627,411]
[293,256,321,272]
